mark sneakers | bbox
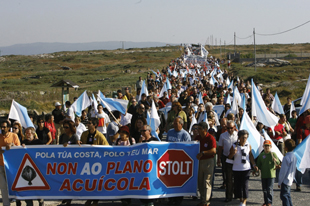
[296,186,301,192]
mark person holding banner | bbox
[228,130,257,206]
[80,117,109,206]
[166,117,191,205]
[0,120,21,206]
[195,122,217,206]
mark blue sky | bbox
[1,0,309,47]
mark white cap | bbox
[55,102,61,106]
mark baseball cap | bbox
[55,102,61,106]
[264,140,272,145]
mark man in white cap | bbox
[52,102,65,144]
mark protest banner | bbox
[3,142,199,200]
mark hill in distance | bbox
[0,41,174,56]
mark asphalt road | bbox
[4,167,310,206]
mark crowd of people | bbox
[0,45,307,206]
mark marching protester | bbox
[45,114,56,144]
[0,120,21,206]
[36,116,53,145]
[52,102,65,144]
[228,130,257,206]
[195,122,217,206]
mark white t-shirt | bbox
[76,123,87,140]
[218,131,238,156]
[66,107,75,122]
[96,112,110,134]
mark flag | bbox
[300,75,310,106]
[173,70,178,78]
[159,84,168,99]
[251,79,279,128]
[188,114,197,134]
[71,91,91,117]
[146,100,161,141]
[91,93,98,114]
[239,112,265,158]
[98,96,128,115]
[166,79,172,90]
[298,91,310,116]
[151,70,158,77]
[8,100,35,129]
[233,86,242,107]
[240,93,246,111]
[139,80,148,101]
[225,95,238,117]
[225,94,231,105]
[262,129,283,161]
[98,90,105,100]
[226,77,230,86]
[294,135,310,173]
[198,92,204,105]
[271,92,284,114]
[289,102,296,118]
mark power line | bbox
[256,20,310,36]
[236,35,253,39]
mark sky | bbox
[1,0,309,47]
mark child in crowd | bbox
[256,140,280,206]
[278,139,297,206]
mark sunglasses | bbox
[140,130,147,132]
[227,127,234,129]
[39,121,44,123]
[64,126,70,129]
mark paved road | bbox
[4,167,310,206]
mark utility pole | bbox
[224,41,226,57]
[234,32,236,54]
[253,28,256,72]
[220,39,222,58]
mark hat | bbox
[305,115,310,124]
[55,102,61,106]
[119,126,130,136]
[264,140,272,145]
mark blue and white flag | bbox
[201,46,209,57]
[139,80,149,101]
[173,70,178,78]
[198,92,204,105]
[166,79,172,90]
[298,90,310,116]
[233,86,242,107]
[159,84,168,99]
[225,95,238,117]
[91,93,98,114]
[98,90,105,100]
[225,94,231,105]
[8,100,35,129]
[71,91,91,117]
[294,135,310,173]
[262,129,283,161]
[240,112,264,158]
[300,75,310,106]
[271,92,284,114]
[240,93,246,111]
[167,68,172,76]
[251,79,278,128]
[146,101,161,141]
[98,96,128,115]
[228,80,234,90]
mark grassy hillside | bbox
[0,44,309,113]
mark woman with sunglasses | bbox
[59,120,78,145]
[59,120,78,206]
[12,121,24,142]
[36,117,52,145]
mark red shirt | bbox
[297,126,310,140]
[195,133,217,160]
[45,122,56,140]
[269,124,284,141]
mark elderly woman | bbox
[167,101,187,131]
[228,130,257,206]
[36,117,52,145]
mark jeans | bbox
[262,178,274,205]
[0,165,10,206]
[280,183,293,206]
[295,169,302,187]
